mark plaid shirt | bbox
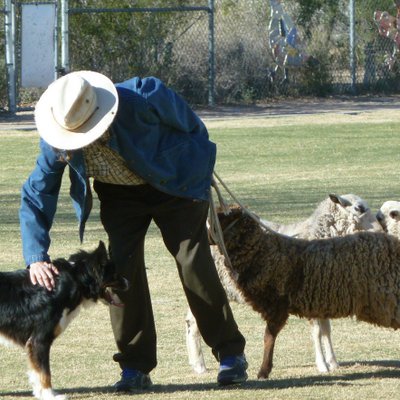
[83,131,145,185]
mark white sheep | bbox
[262,193,381,239]
[217,205,400,379]
[377,200,400,237]
[186,193,382,374]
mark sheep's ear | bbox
[389,210,400,220]
[329,193,350,207]
[329,193,339,204]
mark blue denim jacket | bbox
[19,77,216,266]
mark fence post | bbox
[60,0,69,74]
[208,0,215,106]
[5,0,16,113]
[349,0,356,93]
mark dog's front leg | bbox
[26,337,66,400]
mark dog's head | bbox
[68,241,129,306]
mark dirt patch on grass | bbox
[1,95,400,131]
[198,95,400,129]
[197,95,400,118]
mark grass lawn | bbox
[0,107,399,399]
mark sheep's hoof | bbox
[257,370,270,379]
[328,361,339,371]
[192,364,207,374]
[316,362,329,373]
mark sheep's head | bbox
[216,205,262,272]
[376,201,400,237]
[328,193,383,233]
[217,205,246,240]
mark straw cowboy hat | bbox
[35,70,119,150]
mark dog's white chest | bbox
[57,299,95,334]
[58,306,82,333]
[0,333,18,348]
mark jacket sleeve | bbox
[116,76,207,136]
[19,139,67,266]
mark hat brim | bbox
[35,71,119,150]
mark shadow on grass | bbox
[1,361,399,397]
[0,360,400,398]
[338,359,400,369]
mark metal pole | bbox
[5,0,16,113]
[60,0,69,74]
[349,0,356,93]
[53,1,58,81]
[208,0,215,106]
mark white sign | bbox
[21,3,57,88]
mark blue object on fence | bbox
[268,0,310,68]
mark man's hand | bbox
[29,261,59,291]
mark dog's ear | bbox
[97,241,109,261]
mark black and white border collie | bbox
[0,241,128,400]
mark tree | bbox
[68,0,209,85]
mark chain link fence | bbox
[67,2,213,105]
[213,0,400,101]
[354,1,399,91]
[1,0,400,110]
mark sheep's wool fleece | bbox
[218,207,400,329]
[210,245,245,303]
[264,195,376,239]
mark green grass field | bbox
[0,108,399,399]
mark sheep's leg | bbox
[258,314,288,379]
[310,319,329,373]
[320,319,339,371]
[185,308,207,373]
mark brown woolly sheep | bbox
[186,193,382,374]
[217,205,400,379]
[261,193,383,373]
